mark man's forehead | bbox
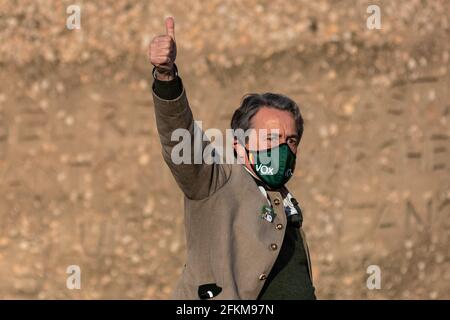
[247,128,280,135]
[248,128,297,137]
[250,108,296,131]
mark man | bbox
[148,17,316,300]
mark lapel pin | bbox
[260,204,276,223]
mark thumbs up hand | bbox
[149,17,177,80]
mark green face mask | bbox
[246,143,296,189]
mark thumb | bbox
[165,16,175,41]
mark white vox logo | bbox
[256,164,274,175]
[366,5,381,30]
[366,265,381,290]
[66,5,81,30]
[66,265,81,290]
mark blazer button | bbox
[270,243,278,250]
[276,224,283,230]
[259,273,267,280]
[273,198,281,205]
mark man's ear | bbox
[233,138,247,165]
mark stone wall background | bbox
[0,0,448,299]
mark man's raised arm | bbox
[148,17,230,200]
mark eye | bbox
[287,137,298,145]
[266,136,277,144]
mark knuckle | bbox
[151,36,161,43]
[151,55,161,62]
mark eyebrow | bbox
[286,134,299,140]
[266,132,299,141]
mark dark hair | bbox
[230,93,304,142]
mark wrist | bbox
[156,69,175,81]
[153,64,178,81]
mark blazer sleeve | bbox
[151,78,231,200]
